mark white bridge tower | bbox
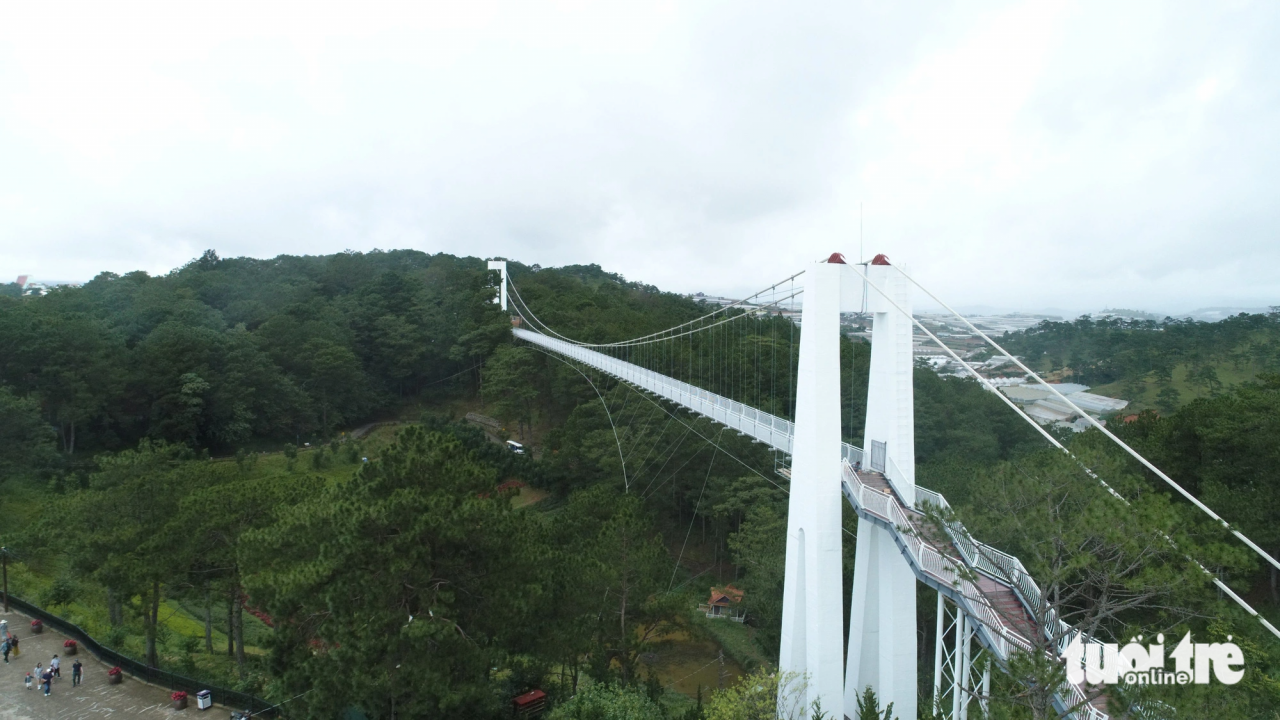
[778,253,917,719]
[846,256,918,718]
[778,256,849,718]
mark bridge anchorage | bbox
[491,252,1279,720]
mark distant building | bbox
[1024,402,1074,424]
[702,585,746,622]
[999,383,1128,431]
[1062,391,1129,414]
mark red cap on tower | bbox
[826,253,847,264]
[871,254,891,266]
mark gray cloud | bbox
[1,0,1276,317]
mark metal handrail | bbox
[914,486,1077,654]
[3,594,278,715]
[847,464,1106,720]
[883,453,915,507]
[518,329,797,454]
[518,327,1103,719]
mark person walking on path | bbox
[72,658,83,685]
[41,667,53,696]
[50,653,60,679]
[25,671,33,690]
[10,633,18,657]
[2,636,9,663]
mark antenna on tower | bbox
[859,202,864,264]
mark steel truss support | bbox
[934,593,991,720]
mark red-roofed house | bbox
[703,585,746,622]
[513,689,547,717]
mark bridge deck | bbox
[515,327,1107,718]
[845,466,1107,717]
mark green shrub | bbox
[548,682,665,720]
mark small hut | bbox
[704,585,746,622]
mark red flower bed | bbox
[107,666,122,676]
[63,639,77,648]
[172,691,188,701]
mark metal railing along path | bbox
[516,328,799,454]
[3,593,279,716]
[519,326,1104,719]
[849,467,1106,720]
[516,328,867,468]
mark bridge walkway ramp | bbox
[844,464,1108,718]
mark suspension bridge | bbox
[487,254,1280,720]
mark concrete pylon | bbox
[778,258,846,719]
[845,257,918,719]
[487,260,508,310]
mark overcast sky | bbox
[2,0,1277,315]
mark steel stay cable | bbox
[576,290,803,348]
[895,264,1280,576]
[521,337,630,493]
[518,271,804,346]
[669,427,727,590]
[847,262,1280,640]
[624,404,667,461]
[507,272,803,348]
[662,656,721,691]
[668,563,716,594]
[520,335,857,538]
[641,438,708,502]
[627,411,675,474]
[638,426,693,498]
[608,376,856,539]
[610,375,792,497]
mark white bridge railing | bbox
[517,328,798,452]
[856,469,1105,720]
[518,327,1104,720]
[517,328,867,467]
[843,463,1033,660]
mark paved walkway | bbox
[0,607,200,719]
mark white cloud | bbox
[1,0,1277,315]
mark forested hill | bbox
[0,249,705,459]
[5,250,1280,716]
[998,310,1280,411]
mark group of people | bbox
[24,654,84,696]
[3,621,86,698]
[1,631,17,662]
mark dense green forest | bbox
[999,311,1280,413]
[1,250,1278,718]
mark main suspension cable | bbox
[849,262,1280,640]
[507,271,804,348]
[895,265,1280,576]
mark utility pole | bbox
[2,546,9,613]
[718,649,726,691]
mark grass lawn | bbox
[1092,359,1262,412]
[688,609,771,673]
